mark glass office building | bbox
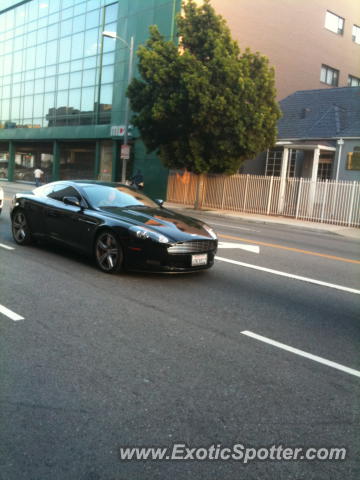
[0,0,180,197]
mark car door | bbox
[25,184,54,236]
[45,184,98,250]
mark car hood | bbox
[97,206,214,241]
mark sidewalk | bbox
[164,202,360,240]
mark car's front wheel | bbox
[94,230,123,273]
[12,209,33,245]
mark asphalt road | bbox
[0,182,359,480]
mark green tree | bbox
[127,0,281,174]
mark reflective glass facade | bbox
[0,0,181,199]
[0,0,118,128]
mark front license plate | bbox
[191,253,208,266]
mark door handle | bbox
[47,210,58,217]
[77,217,97,225]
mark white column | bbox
[277,147,289,214]
[308,147,320,216]
[310,147,320,182]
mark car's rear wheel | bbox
[94,230,123,273]
[12,209,33,245]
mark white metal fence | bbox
[167,171,360,227]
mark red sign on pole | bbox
[121,144,130,160]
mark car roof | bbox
[50,180,126,188]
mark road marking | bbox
[0,243,15,250]
[219,233,360,265]
[241,330,360,378]
[0,304,24,321]
[215,256,360,295]
[218,241,260,254]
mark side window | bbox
[35,185,54,197]
[48,185,81,202]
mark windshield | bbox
[82,185,159,209]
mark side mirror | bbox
[63,196,81,208]
[155,199,164,207]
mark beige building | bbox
[205,0,360,99]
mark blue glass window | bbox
[105,4,118,23]
[72,15,86,34]
[70,71,82,89]
[60,18,73,37]
[81,86,95,111]
[69,88,81,110]
[57,90,69,109]
[86,9,100,29]
[82,68,96,87]
[34,79,44,94]
[59,36,71,62]
[71,32,85,60]
[58,73,69,90]
[45,76,56,92]
[84,28,99,56]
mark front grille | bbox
[167,240,217,254]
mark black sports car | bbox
[10,181,218,273]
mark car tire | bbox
[94,230,124,273]
[12,209,33,245]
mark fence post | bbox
[266,176,274,215]
[277,147,289,214]
[295,178,303,219]
[320,179,328,223]
[221,176,227,209]
[243,174,250,212]
[194,174,205,209]
[347,181,356,227]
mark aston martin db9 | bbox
[10,181,218,273]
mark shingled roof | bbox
[278,86,360,139]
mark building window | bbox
[265,149,296,177]
[348,75,360,87]
[320,65,339,86]
[325,11,344,35]
[352,25,360,44]
[347,147,360,170]
[317,154,333,180]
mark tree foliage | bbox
[127,0,281,174]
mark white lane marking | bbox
[218,241,260,254]
[0,243,15,251]
[241,330,360,378]
[0,304,24,321]
[215,256,360,295]
[210,221,260,232]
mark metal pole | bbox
[122,35,134,183]
[335,138,343,181]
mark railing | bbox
[167,171,360,227]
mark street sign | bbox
[110,125,133,137]
[121,144,130,160]
[111,125,125,136]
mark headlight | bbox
[203,224,217,239]
[129,225,170,243]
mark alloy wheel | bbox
[12,210,31,245]
[95,231,122,273]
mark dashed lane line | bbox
[0,304,24,321]
[0,243,15,250]
[241,330,360,378]
[215,256,360,295]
